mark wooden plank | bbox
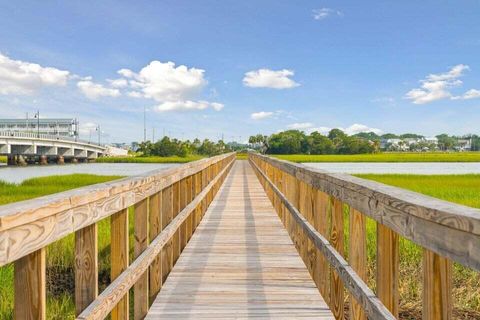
[248,153,480,271]
[377,223,399,317]
[14,248,46,320]
[314,189,330,303]
[423,249,452,320]
[111,209,129,320]
[77,158,234,320]
[146,161,333,320]
[0,153,235,267]
[162,186,173,283]
[250,158,395,320]
[75,223,98,315]
[330,197,344,319]
[349,208,367,320]
[148,192,162,305]
[134,198,149,319]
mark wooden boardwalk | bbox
[146,161,333,319]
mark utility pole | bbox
[96,125,101,145]
[152,127,155,142]
[34,110,40,138]
[143,106,147,142]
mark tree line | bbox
[249,129,480,154]
[137,136,231,157]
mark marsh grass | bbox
[274,152,480,163]
[352,174,480,317]
[0,156,6,164]
[96,155,203,163]
[0,174,122,319]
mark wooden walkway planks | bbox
[146,161,333,319]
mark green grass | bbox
[96,155,204,163]
[236,153,248,160]
[0,156,6,164]
[0,174,123,319]
[352,174,480,315]
[273,152,480,162]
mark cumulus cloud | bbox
[117,60,223,112]
[243,69,299,89]
[0,52,70,95]
[290,123,382,135]
[77,79,120,100]
[405,64,480,104]
[251,111,274,120]
[287,122,314,130]
[107,78,128,88]
[155,100,224,112]
[313,8,343,20]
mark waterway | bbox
[303,162,480,175]
[0,163,180,183]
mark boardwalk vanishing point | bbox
[1,152,480,319]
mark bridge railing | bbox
[249,152,480,320]
[0,152,235,319]
[0,130,105,147]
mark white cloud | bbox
[79,122,98,135]
[251,111,274,120]
[77,79,121,100]
[343,123,382,135]
[287,122,314,130]
[155,100,224,112]
[107,78,128,88]
[0,52,70,95]
[117,60,223,112]
[118,61,207,101]
[405,64,480,104]
[243,69,299,89]
[313,8,343,20]
[296,123,382,135]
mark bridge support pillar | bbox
[17,155,27,166]
[7,155,16,166]
[72,158,78,164]
[57,156,65,165]
[39,155,48,165]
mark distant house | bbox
[456,139,472,151]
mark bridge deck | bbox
[146,161,333,319]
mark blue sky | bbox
[0,1,479,143]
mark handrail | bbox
[249,152,480,319]
[0,130,106,148]
[0,152,235,319]
[249,157,395,320]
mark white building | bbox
[0,118,77,138]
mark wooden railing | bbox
[0,152,235,319]
[249,152,480,320]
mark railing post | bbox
[75,223,98,315]
[314,189,330,303]
[349,208,367,320]
[330,197,344,319]
[134,198,149,319]
[423,249,452,320]
[149,192,162,306]
[111,208,129,320]
[377,223,399,317]
[14,248,46,320]
[162,185,173,282]
[172,182,180,264]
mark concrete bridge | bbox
[0,131,105,165]
[1,153,479,319]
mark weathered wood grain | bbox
[110,209,129,320]
[423,249,452,320]
[330,197,344,319]
[377,223,399,317]
[349,208,367,320]
[148,192,162,306]
[14,248,46,320]
[134,198,149,319]
[75,223,98,316]
[250,157,395,320]
[249,153,480,271]
[314,189,330,303]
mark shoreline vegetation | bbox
[273,152,480,162]
[96,154,204,163]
